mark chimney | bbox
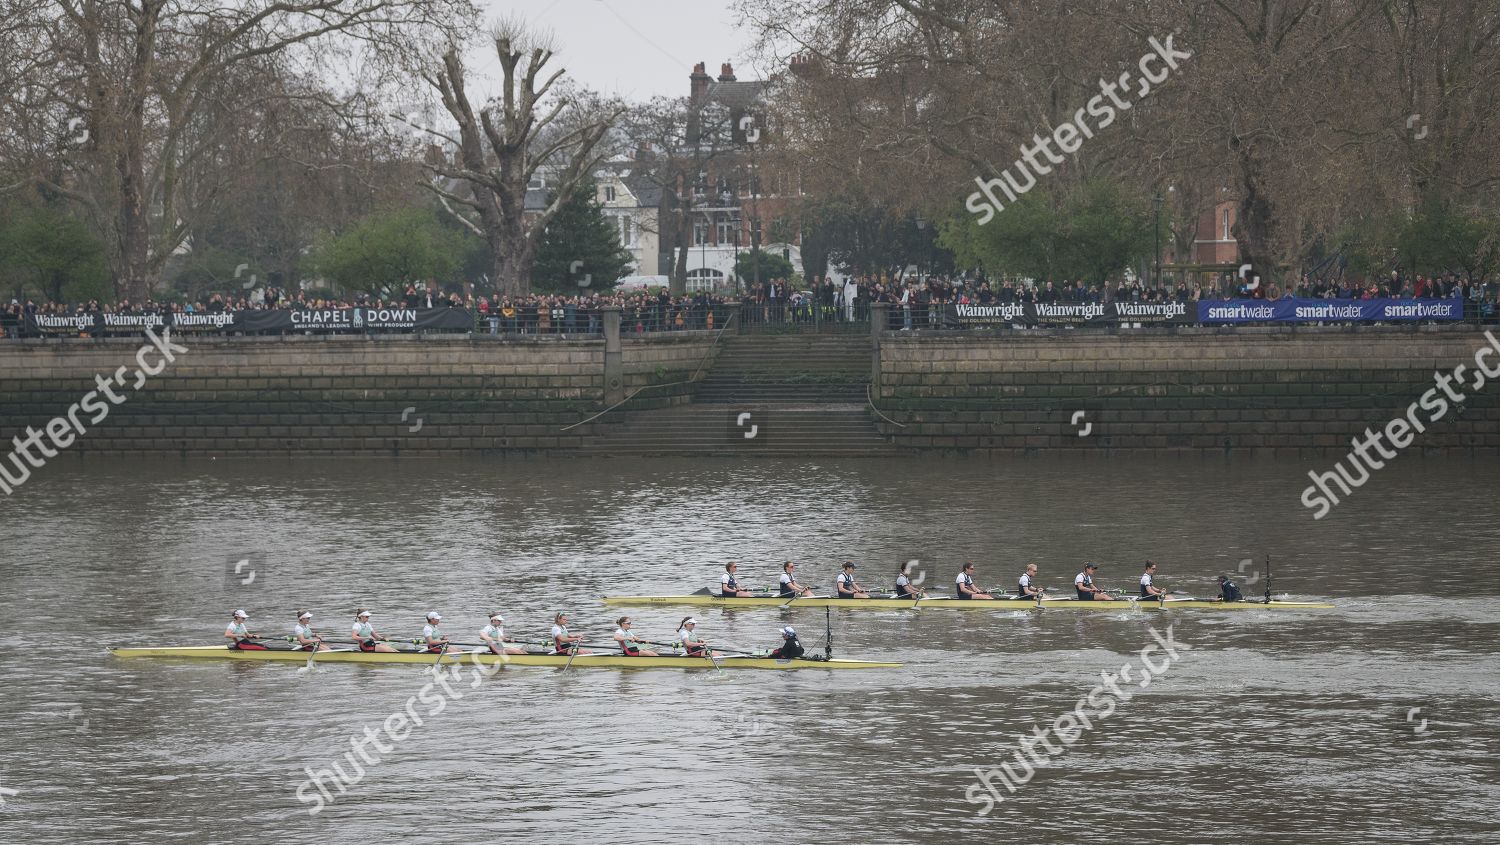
[789,54,819,78]
[690,61,711,101]
[718,62,736,82]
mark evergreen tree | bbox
[533,178,633,293]
[0,198,111,303]
[310,206,467,297]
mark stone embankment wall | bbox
[874,326,1500,454]
[0,331,715,456]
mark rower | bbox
[1217,575,1244,602]
[721,561,753,597]
[1074,563,1113,601]
[293,611,328,651]
[420,612,452,653]
[677,617,712,657]
[612,616,658,657]
[480,613,526,655]
[1140,561,1168,600]
[551,612,589,655]
[352,609,397,652]
[894,562,926,598]
[224,609,265,650]
[1017,563,1045,600]
[955,563,995,600]
[778,561,813,598]
[835,561,870,599]
[768,626,805,659]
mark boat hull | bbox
[109,646,900,670]
[602,595,1335,611]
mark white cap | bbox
[426,612,442,621]
[297,611,312,620]
[357,610,371,618]
[683,617,698,625]
[232,609,248,619]
[781,626,796,637]
[490,613,504,622]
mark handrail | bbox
[559,310,739,432]
[866,383,906,429]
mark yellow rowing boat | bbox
[109,645,900,670]
[601,594,1334,610]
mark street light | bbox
[915,217,928,278]
[1152,186,1176,289]
[1151,194,1162,288]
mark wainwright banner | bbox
[948,301,1193,326]
[1197,298,1465,324]
[27,308,476,335]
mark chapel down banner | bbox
[26,307,477,335]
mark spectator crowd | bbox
[5,271,1499,338]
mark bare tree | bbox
[421,20,624,296]
[741,0,1500,279]
[0,0,474,301]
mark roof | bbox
[703,80,769,110]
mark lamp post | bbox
[700,209,710,293]
[733,225,741,294]
[1151,193,1163,288]
[914,217,928,278]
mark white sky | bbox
[479,0,757,101]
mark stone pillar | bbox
[870,302,888,396]
[602,307,624,406]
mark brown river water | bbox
[0,455,1497,844]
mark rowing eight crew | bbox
[224,608,807,659]
[716,559,1247,602]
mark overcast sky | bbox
[480,0,758,101]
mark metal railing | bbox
[866,383,906,429]
[736,299,872,332]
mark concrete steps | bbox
[582,331,891,455]
[692,334,871,405]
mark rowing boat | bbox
[601,593,1334,610]
[109,645,900,670]
[1026,598,1335,610]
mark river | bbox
[1,455,1497,844]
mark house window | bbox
[1221,209,1231,240]
[716,220,735,244]
[604,185,616,202]
[686,268,724,292]
[693,221,708,246]
[619,216,635,247]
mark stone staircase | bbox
[692,334,872,404]
[583,333,899,456]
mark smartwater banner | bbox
[1197,298,1464,324]
[27,308,476,335]
[949,301,1193,326]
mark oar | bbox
[561,641,583,672]
[642,640,759,657]
[778,589,813,609]
[430,641,449,670]
[301,636,325,672]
